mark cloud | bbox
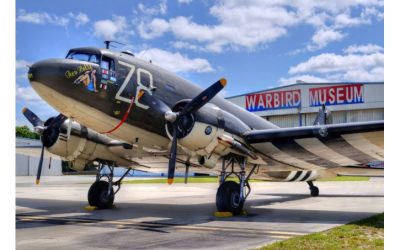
[136,48,213,73]
[307,28,346,51]
[17,9,90,28]
[283,47,384,83]
[17,9,69,26]
[137,0,167,16]
[289,52,383,75]
[16,85,45,104]
[70,12,89,27]
[279,75,329,85]
[137,0,383,52]
[93,16,131,41]
[177,0,192,4]
[343,44,383,54]
[16,60,32,70]
[138,18,170,39]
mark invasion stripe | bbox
[341,133,384,161]
[273,140,339,168]
[289,171,302,181]
[300,171,312,181]
[295,138,360,166]
[252,142,323,170]
[322,136,380,164]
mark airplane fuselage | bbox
[29,47,278,150]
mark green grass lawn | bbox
[121,176,253,184]
[121,175,369,184]
[257,213,384,250]
[317,176,370,182]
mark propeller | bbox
[139,78,227,184]
[22,108,67,184]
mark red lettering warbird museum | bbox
[227,82,383,128]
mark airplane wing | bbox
[243,121,384,180]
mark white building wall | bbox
[16,154,62,176]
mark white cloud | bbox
[307,28,346,51]
[70,12,90,27]
[93,16,131,41]
[17,9,69,26]
[279,75,329,85]
[138,18,170,39]
[178,0,192,4]
[136,48,213,73]
[16,60,32,70]
[137,0,383,52]
[284,49,384,83]
[289,52,383,75]
[170,41,204,51]
[344,44,383,54]
[17,9,90,28]
[137,0,167,16]
[334,12,370,28]
[16,85,45,104]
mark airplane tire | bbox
[310,186,319,197]
[216,181,243,215]
[88,181,114,209]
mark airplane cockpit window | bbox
[66,52,100,64]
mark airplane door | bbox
[100,57,117,90]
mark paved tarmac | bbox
[16,176,384,250]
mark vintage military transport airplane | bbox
[20,43,384,214]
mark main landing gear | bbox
[87,161,132,209]
[216,155,258,215]
[307,181,319,197]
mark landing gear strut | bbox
[216,155,258,215]
[307,181,319,197]
[87,162,132,209]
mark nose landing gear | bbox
[87,161,132,209]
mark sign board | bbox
[309,84,364,107]
[245,89,301,112]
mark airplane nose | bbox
[28,59,99,94]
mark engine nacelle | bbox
[46,120,132,170]
[166,102,253,168]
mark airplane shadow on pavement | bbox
[16,192,383,230]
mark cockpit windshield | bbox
[66,52,100,64]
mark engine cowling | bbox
[45,119,132,170]
[165,101,252,168]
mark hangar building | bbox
[226,82,383,128]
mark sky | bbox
[15,0,384,126]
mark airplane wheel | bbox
[216,181,243,215]
[88,180,114,209]
[310,186,319,197]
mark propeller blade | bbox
[138,91,172,118]
[22,107,44,127]
[167,124,178,185]
[36,144,45,185]
[48,114,67,129]
[180,78,227,116]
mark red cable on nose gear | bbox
[101,92,143,134]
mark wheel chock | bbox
[214,211,233,217]
[214,210,247,217]
[84,205,98,211]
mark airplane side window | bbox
[100,57,117,83]
[89,54,99,64]
[101,60,110,70]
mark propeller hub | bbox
[165,111,177,122]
